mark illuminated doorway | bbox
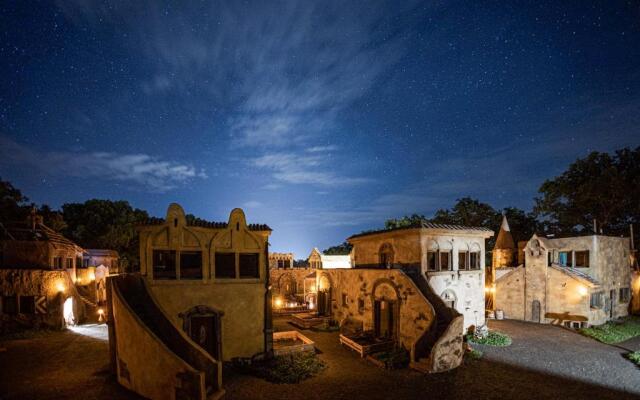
[63,297,75,326]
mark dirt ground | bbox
[1,319,639,400]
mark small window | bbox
[427,251,437,271]
[153,250,177,280]
[559,251,572,267]
[358,298,365,313]
[83,258,90,268]
[53,257,63,269]
[547,251,553,266]
[575,251,589,268]
[458,251,468,270]
[439,251,451,271]
[66,258,73,269]
[342,293,348,307]
[19,296,35,314]
[2,296,18,315]
[215,253,236,278]
[180,251,203,280]
[469,252,480,270]
[277,259,284,269]
[239,253,260,278]
[619,287,631,303]
[590,292,603,309]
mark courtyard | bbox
[1,319,639,400]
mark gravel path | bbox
[1,319,638,400]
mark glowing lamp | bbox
[56,282,66,293]
[98,308,104,315]
[578,286,588,296]
[274,298,283,309]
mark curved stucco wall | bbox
[112,286,206,400]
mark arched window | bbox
[379,243,394,268]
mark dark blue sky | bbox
[1,1,639,257]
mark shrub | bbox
[466,348,483,361]
[465,331,512,347]
[579,317,640,344]
[244,352,326,383]
[627,351,640,366]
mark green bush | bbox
[466,348,483,361]
[627,351,640,366]
[465,331,512,347]
[580,317,640,344]
[247,352,326,383]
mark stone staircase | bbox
[112,275,223,399]
[401,268,465,373]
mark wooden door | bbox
[190,316,220,360]
[531,300,541,323]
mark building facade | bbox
[135,204,272,360]
[347,223,494,330]
[268,252,293,269]
[495,234,632,327]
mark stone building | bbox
[308,247,352,269]
[268,252,293,269]
[107,204,271,399]
[492,216,516,274]
[494,234,632,327]
[0,213,86,331]
[347,222,494,330]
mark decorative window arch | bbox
[469,242,481,270]
[441,289,457,309]
[379,243,395,268]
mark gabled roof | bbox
[348,221,493,240]
[1,221,82,250]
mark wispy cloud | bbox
[58,1,418,186]
[0,136,206,192]
[252,152,369,186]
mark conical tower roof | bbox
[494,215,515,250]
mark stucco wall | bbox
[427,271,485,330]
[137,205,270,361]
[317,269,435,361]
[112,287,205,400]
[494,267,525,320]
[149,283,265,360]
[350,230,422,268]
[269,268,315,297]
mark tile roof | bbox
[139,217,271,231]
[348,221,493,240]
[1,221,82,249]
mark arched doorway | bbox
[180,306,223,360]
[372,280,400,339]
[63,297,75,326]
[317,274,332,317]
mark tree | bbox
[431,197,499,228]
[323,241,353,255]
[384,214,428,229]
[534,147,640,242]
[62,200,149,271]
[0,178,29,223]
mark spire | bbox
[494,214,515,250]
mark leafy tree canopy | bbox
[62,199,149,270]
[534,147,639,238]
[322,241,353,255]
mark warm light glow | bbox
[578,286,588,296]
[308,301,315,310]
[98,308,104,315]
[484,286,496,293]
[274,298,283,308]
[89,271,96,281]
[56,282,66,293]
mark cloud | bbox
[0,136,206,192]
[242,200,262,209]
[58,0,417,185]
[251,152,369,186]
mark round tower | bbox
[493,214,516,270]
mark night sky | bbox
[1,1,639,257]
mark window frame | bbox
[152,250,177,280]
[239,253,260,279]
[179,251,203,280]
[214,252,237,279]
[469,252,481,270]
[574,250,589,268]
[439,251,451,271]
[458,251,468,270]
